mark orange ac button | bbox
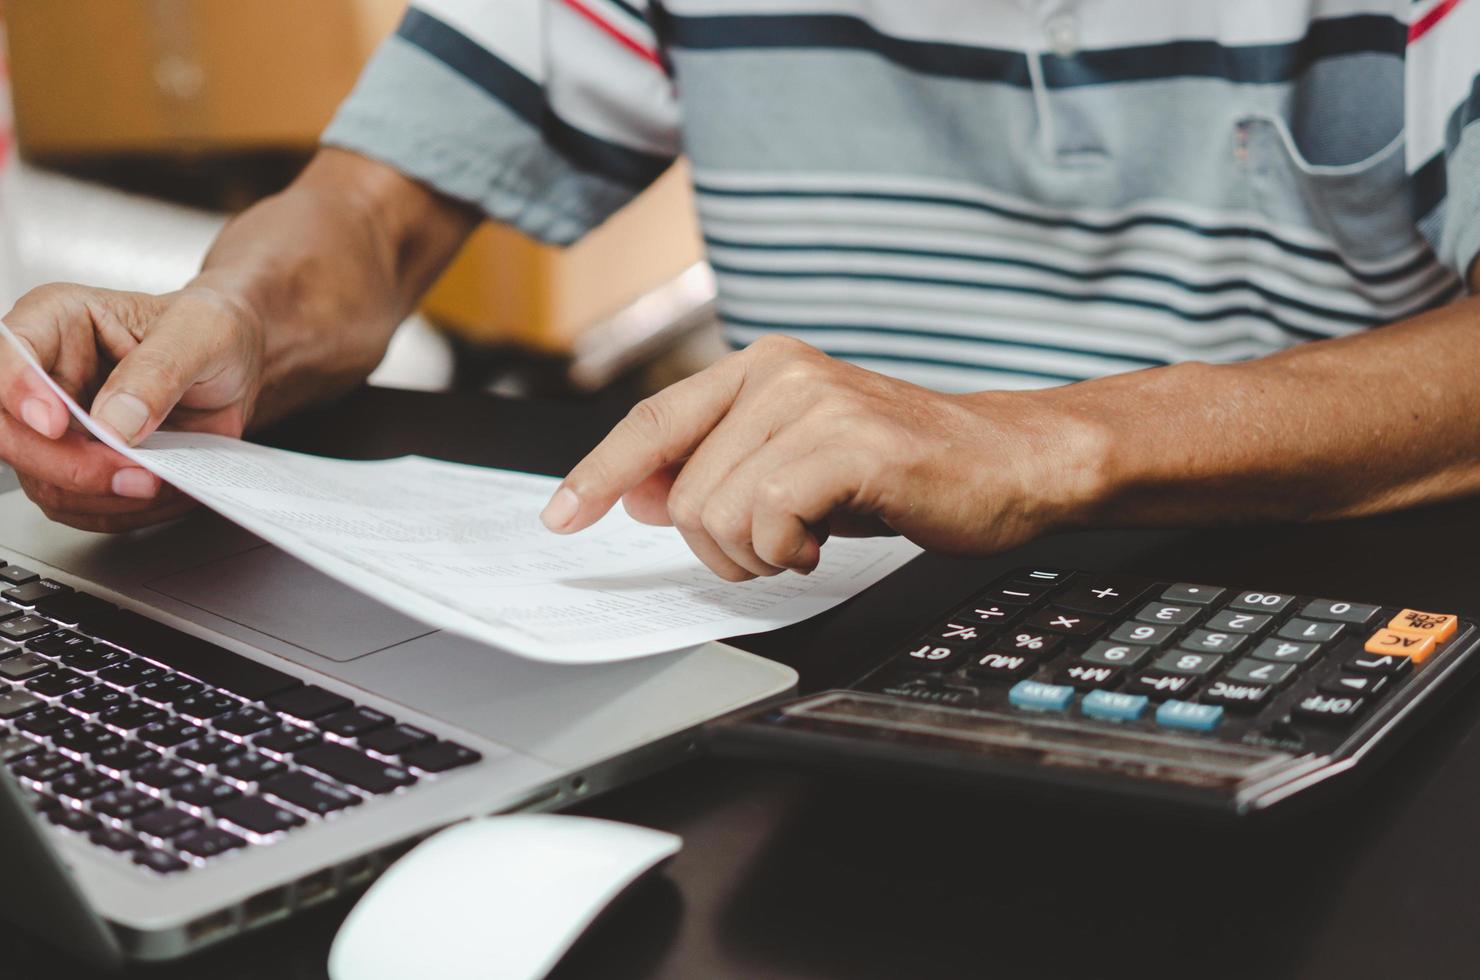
[1387,609,1458,643]
[1364,628,1438,664]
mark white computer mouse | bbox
[328,814,682,980]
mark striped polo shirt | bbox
[323,0,1480,392]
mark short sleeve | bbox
[1406,0,1480,285]
[322,0,680,245]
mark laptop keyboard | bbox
[0,559,481,875]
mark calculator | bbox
[709,568,1480,814]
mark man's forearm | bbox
[1040,283,1480,529]
[190,148,478,428]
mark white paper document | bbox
[1,323,921,663]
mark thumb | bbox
[89,314,216,446]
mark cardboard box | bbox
[422,162,705,354]
[5,0,404,156]
[4,0,705,354]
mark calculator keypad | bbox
[864,567,1469,748]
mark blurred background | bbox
[0,0,726,423]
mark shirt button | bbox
[1045,14,1078,57]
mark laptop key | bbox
[254,725,323,756]
[135,677,204,706]
[0,652,54,681]
[317,707,394,740]
[215,796,306,836]
[27,630,91,657]
[0,616,56,642]
[95,659,165,689]
[174,691,240,722]
[92,610,303,701]
[132,761,196,792]
[0,689,41,719]
[265,685,352,721]
[48,807,102,833]
[138,717,206,748]
[176,735,246,768]
[10,750,77,784]
[88,827,144,853]
[51,723,123,758]
[263,772,361,815]
[27,671,92,698]
[33,591,115,628]
[51,769,115,801]
[96,703,166,732]
[0,732,38,761]
[358,724,435,758]
[170,778,241,810]
[91,742,163,776]
[0,566,38,585]
[58,645,128,673]
[16,707,74,736]
[401,741,483,774]
[295,743,416,794]
[133,806,204,840]
[133,848,188,874]
[61,685,129,717]
[217,752,287,788]
[175,827,247,860]
[214,707,277,738]
[2,579,70,607]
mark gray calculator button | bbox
[1108,622,1176,646]
[1276,619,1344,643]
[1081,641,1151,668]
[1135,603,1199,626]
[1228,591,1294,614]
[1300,599,1380,625]
[1179,629,1248,655]
[1152,650,1223,676]
[1161,583,1225,606]
[1224,658,1297,686]
[1205,610,1272,634]
[1251,638,1320,664]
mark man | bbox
[0,1,1477,583]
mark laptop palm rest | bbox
[146,546,436,662]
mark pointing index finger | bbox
[543,355,747,533]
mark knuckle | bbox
[714,564,756,583]
[622,396,671,443]
[702,500,750,544]
[667,493,704,533]
[749,333,809,358]
[756,477,795,515]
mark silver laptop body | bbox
[0,489,797,965]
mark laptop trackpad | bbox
[146,546,436,662]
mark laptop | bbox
[0,489,797,967]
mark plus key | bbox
[1054,576,1152,616]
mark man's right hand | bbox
[0,281,263,532]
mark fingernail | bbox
[20,398,56,437]
[96,392,151,443]
[111,467,158,499]
[540,487,580,531]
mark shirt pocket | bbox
[1238,111,1423,269]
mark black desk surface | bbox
[11,385,1480,979]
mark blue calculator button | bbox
[1009,680,1075,713]
[1081,689,1148,721]
[1156,699,1224,731]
